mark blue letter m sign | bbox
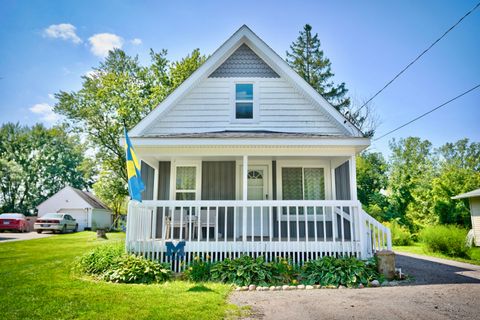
[165,241,186,260]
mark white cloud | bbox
[43,23,82,44]
[88,33,124,57]
[29,103,61,123]
[48,93,55,100]
[131,38,142,45]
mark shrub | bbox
[420,225,470,258]
[104,254,172,284]
[269,257,299,285]
[210,256,279,286]
[77,243,172,284]
[184,255,212,282]
[383,220,413,246]
[77,243,124,275]
[301,256,378,287]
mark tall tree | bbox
[432,139,480,226]
[287,24,350,111]
[54,48,207,207]
[387,137,436,229]
[356,151,389,220]
[0,123,91,213]
[286,24,375,136]
[93,168,128,226]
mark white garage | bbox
[36,186,112,231]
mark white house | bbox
[125,25,391,269]
[452,188,480,246]
[36,186,112,231]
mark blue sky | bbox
[0,0,479,157]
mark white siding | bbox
[92,209,112,230]
[471,198,480,246]
[37,187,92,217]
[146,78,344,135]
[58,208,89,231]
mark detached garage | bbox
[36,186,112,231]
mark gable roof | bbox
[452,188,480,199]
[209,43,279,78]
[36,186,110,210]
[129,25,363,138]
[70,187,110,210]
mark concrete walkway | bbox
[230,252,480,320]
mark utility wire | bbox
[373,84,480,141]
[356,1,480,113]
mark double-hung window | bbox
[175,166,197,200]
[235,83,254,119]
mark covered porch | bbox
[126,147,391,269]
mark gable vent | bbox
[209,44,279,78]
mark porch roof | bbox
[140,130,365,139]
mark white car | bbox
[34,213,78,234]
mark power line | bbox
[373,84,480,141]
[356,1,480,113]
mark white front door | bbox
[239,165,269,237]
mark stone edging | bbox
[235,280,408,292]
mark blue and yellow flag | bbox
[124,127,145,202]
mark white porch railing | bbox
[126,200,391,270]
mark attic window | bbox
[235,83,253,119]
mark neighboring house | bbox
[125,25,390,268]
[36,186,112,231]
[452,188,480,246]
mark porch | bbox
[126,150,391,270]
[126,200,390,271]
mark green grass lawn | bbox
[394,242,480,266]
[0,232,238,320]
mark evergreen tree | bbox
[287,24,350,112]
[287,24,375,135]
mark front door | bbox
[240,165,269,237]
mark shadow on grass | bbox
[187,284,215,293]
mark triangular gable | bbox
[129,25,363,137]
[209,44,279,78]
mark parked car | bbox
[34,213,78,234]
[0,213,29,232]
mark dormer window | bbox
[235,83,254,119]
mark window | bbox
[235,83,253,119]
[175,166,197,200]
[282,167,325,215]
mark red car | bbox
[0,213,29,232]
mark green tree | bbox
[54,48,206,206]
[356,151,389,220]
[286,24,374,135]
[387,137,436,229]
[93,168,128,227]
[0,123,91,213]
[432,139,480,226]
[287,24,349,111]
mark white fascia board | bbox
[129,28,248,137]
[242,30,362,136]
[129,25,363,138]
[127,137,370,147]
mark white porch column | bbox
[242,155,248,201]
[242,155,248,242]
[349,155,358,200]
[153,165,159,201]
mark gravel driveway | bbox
[230,252,480,320]
[0,231,55,243]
